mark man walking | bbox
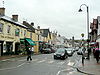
[26,45,32,61]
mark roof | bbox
[0,15,27,28]
[23,21,35,33]
[40,29,50,37]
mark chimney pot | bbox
[0,8,5,16]
[12,15,18,22]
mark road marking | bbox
[56,71,61,75]
[56,68,75,75]
[67,62,74,66]
[47,60,54,64]
[18,59,26,61]
[1,59,10,62]
[17,63,25,67]
[57,61,65,65]
[37,60,45,63]
[0,62,25,71]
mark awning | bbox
[25,38,36,46]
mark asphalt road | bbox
[0,52,87,75]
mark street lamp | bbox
[78,4,90,59]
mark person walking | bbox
[94,47,100,63]
[26,46,32,61]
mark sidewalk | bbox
[76,54,100,75]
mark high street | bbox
[0,52,86,75]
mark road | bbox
[0,52,87,75]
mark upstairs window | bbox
[30,32,32,39]
[24,30,26,36]
[0,23,3,32]
[15,28,20,36]
[7,25,11,33]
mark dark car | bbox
[54,48,68,60]
[42,48,51,54]
[65,48,73,56]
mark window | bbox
[24,30,26,36]
[30,32,32,39]
[21,30,23,36]
[0,23,3,32]
[7,25,11,33]
[15,28,20,36]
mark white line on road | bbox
[0,62,25,71]
[56,71,61,75]
[67,62,74,66]
[47,60,54,64]
[37,60,45,63]
[57,61,65,65]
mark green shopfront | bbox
[20,38,36,54]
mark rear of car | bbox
[54,48,68,60]
[42,48,51,54]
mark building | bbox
[0,7,28,56]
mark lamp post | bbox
[78,4,90,59]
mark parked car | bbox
[42,48,52,54]
[65,48,73,56]
[54,48,68,60]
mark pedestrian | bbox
[26,46,32,61]
[82,48,85,66]
[94,47,100,63]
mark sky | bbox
[0,0,99,39]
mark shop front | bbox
[20,38,36,54]
[0,41,3,56]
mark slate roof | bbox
[40,29,50,37]
[0,15,27,28]
[23,21,35,33]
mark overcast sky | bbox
[0,0,99,39]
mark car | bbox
[65,48,73,56]
[42,48,52,54]
[53,48,68,60]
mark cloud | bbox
[1,0,98,39]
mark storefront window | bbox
[0,23,3,32]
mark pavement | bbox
[75,54,100,75]
[0,54,100,75]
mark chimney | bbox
[0,8,5,16]
[12,15,18,22]
[31,22,34,26]
[23,21,29,25]
[37,26,40,29]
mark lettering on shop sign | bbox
[5,36,14,39]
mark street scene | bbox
[0,51,86,75]
[0,0,100,75]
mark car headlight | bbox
[54,53,56,55]
[61,53,64,56]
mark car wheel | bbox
[54,56,56,59]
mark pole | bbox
[79,4,90,60]
[87,6,90,60]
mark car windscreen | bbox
[56,49,65,53]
